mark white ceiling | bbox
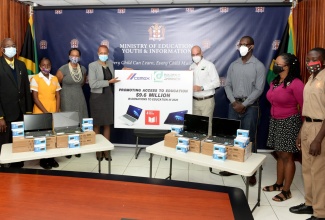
[18,0,287,7]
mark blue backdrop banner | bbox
[34,6,290,147]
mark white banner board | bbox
[114,70,193,129]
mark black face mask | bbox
[273,64,285,75]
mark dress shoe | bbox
[40,159,52,170]
[289,203,313,214]
[50,158,59,168]
[219,171,237,176]
[249,175,257,186]
[306,216,325,220]
[10,161,24,168]
[66,155,72,159]
[75,154,81,158]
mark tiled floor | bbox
[23,146,309,220]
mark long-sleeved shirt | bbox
[225,55,266,107]
[267,78,304,119]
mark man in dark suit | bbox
[0,38,33,168]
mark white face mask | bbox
[4,47,17,58]
[192,55,202,64]
[239,46,250,57]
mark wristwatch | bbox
[201,86,204,91]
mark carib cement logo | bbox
[127,73,151,80]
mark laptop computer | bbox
[164,110,188,125]
[53,111,82,134]
[206,117,241,145]
[119,105,143,126]
[179,114,209,140]
[24,113,54,138]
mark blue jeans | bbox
[228,103,259,153]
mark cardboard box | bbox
[201,141,214,156]
[189,139,201,153]
[178,137,189,145]
[82,124,93,132]
[11,121,24,129]
[34,137,46,152]
[56,134,69,148]
[227,142,252,162]
[46,136,56,149]
[12,137,34,153]
[237,129,249,137]
[171,125,183,134]
[80,131,96,146]
[176,144,189,153]
[12,128,24,137]
[164,132,178,148]
[213,144,227,153]
[212,152,227,161]
[82,118,93,125]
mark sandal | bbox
[263,183,283,192]
[272,190,292,202]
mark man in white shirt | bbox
[189,46,220,135]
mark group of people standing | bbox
[1,35,325,219]
[191,36,325,219]
[0,38,118,170]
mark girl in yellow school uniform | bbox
[30,57,61,170]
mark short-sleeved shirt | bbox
[302,69,325,120]
[30,72,61,113]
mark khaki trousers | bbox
[193,97,215,136]
[301,122,325,218]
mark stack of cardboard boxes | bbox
[227,129,252,162]
[164,128,252,162]
[11,119,96,153]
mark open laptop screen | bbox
[126,105,142,119]
[24,113,53,132]
[53,112,79,129]
[164,110,188,125]
[183,114,209,134]
[212,117,241,138]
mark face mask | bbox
[69,56,80,64]
[192,56,202,64]
[4,47,16,58]
[99,55,108,62]
[41,68,51,74]
[306,60,322,74]
[273,64,285,75]
[239,46,249,57]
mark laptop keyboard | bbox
[212,136,234,145]
[124,114,136,122]
[56,128,82,134]
[25,130,53,137]
[181,131,207,140]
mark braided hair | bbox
[272,53,301,88]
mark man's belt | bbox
[235,97,247,102]
[305,117,323,122]
[193,95,214,101]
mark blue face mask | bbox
[69,56,80,64]
[99,55,108,62]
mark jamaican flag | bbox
[19,15,38,75]
[266,12,295,84]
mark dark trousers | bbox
[228,103,260,153]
